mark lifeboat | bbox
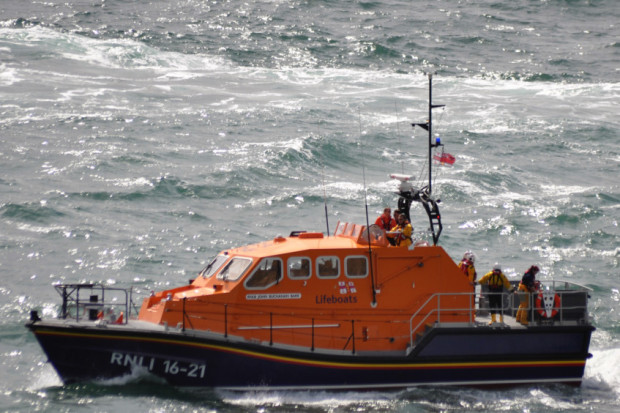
[26,75,595,390]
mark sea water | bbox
[1,1,618,411]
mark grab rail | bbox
[408,281,591,349]
[49,281,590,354]
[54,283,132,325]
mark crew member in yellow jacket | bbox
[478,264,513,324]
[458,251,477,283]
[388,213,413,248]
[516,265,540,325]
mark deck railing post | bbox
[437,294,441,324]
[500,292,504,319]
[408,318,412,348]
[100,285,105,314]
[61,286,68,319]
[559,291,563,323]
[182,297,186,332]
[127,287,132,321]
[76,287,80,321]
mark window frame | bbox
[216,257,253,282]
[244,257,284,290]
[287,256,312,280]
[316,256,340,279]
[344,255,369,278]
[199,255,229,279]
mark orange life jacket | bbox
[377,216,393,231]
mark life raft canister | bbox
[535,289,561,318]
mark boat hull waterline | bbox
[28,321,593,390]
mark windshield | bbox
[199,255,229,278]
[217,257,252,282]
[245,258,283,289]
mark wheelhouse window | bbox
[345,256,368,278]
[245,258,283,289]
[287,257,311,279]
[317,256,340,278]
[217,257,252,282]
[199,255,228,279]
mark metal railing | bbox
[408,281,592,349]
[169,281,591,354]
[54,283,134,324]
[51,280,590,354]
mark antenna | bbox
[318,128,330,235]
[358,109,377,306]
[394,100,404,174]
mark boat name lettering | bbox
[246,293,301,300]
[315,294,358,304]
[109,352,206,378]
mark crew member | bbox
[375,207,396,231]
[388,213,413,248]
[393,209,401,225]
[515,265,540,325]
[458,251,477,283]
[478,264,513,324]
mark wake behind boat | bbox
[27,75,594,390]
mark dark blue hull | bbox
[27,321,594,390]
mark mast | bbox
[419,73,445,195]
[394,73,445,245]
[428,74,433,194]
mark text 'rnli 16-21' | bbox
[110,352,206,379]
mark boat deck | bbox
[473,314,526,328]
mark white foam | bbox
[0,63,21,86]
[0,26,231,73]
[95,365,166,386]
[28,364,63,390]
[217,389,399,409]
[583,347,620,393]
[108,177,154,188]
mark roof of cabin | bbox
[224,234,366,258]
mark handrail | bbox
[54,283,130,325]
[50,281,590,353]
[547,279,593,292]
[154,283,590,353]
[408,285,591,349]
[408,291,477,348]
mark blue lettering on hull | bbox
[315,294,358,304]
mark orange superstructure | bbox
[138,222,473,353]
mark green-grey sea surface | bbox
[1,1,618,411]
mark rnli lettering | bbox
[315,294,358,304]
[109,352,155,371]
[109,352,206,379]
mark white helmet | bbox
[493,263,501,271]
[463,251,475,263]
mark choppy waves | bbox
[1,1,619,411]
